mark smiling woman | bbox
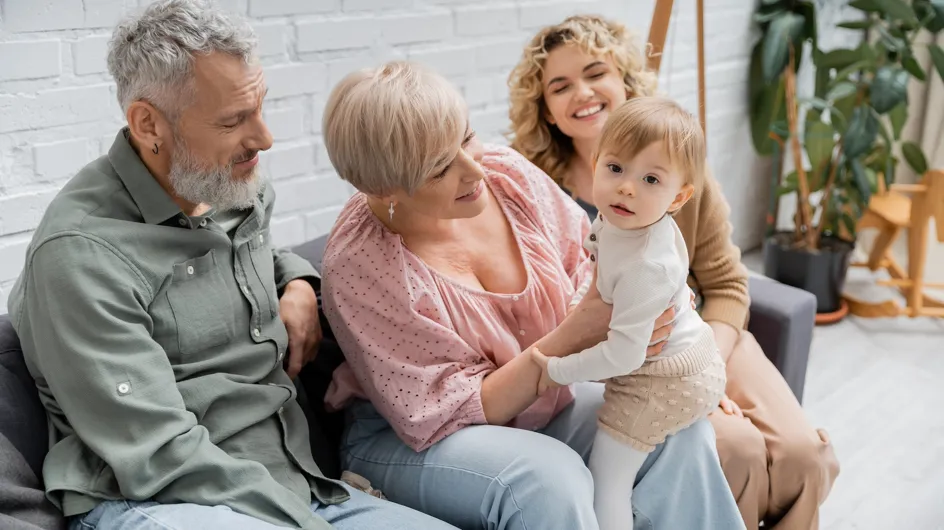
[507,14,840,530]
[508,15,656,207]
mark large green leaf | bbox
[805,121,835,180]
[762,13,806,83]
[844,106,879,158]
[926,0,944,32]
[902,56,928,80]
[817,48,864,70]
[833,92,858,133]
[902,141,929,174]
[828,61,872,93]
[874,0,919,23]
[889,102,908,139]
[930,44,944,82]
[850,158,873,204]
[870,66,909,113]
[796,2,818,48]
[838,20,875,29]
[749,41,787,155]
[826,81,858,102]
[850,0,882,11]
[874,110,895,160]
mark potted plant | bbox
[748,0,944,321]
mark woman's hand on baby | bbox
[530,347,560,396]
[715,395,743,418]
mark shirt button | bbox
[590,255,596,262]
[253,328,261,337]
[117,382,131,395]
[589,234,597,242]
[519,329,526,336]
[186,265,194,275]
[258,234,264,244]
[199,219,207,228]
[242,286,250,296]
[178,218,187,227]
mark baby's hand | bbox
[530,347,561,396]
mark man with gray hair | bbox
[6,1,457,529]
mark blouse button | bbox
[512,295,519,301]
[519,330,526,336]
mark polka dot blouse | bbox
[322,145,594,452]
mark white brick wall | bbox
[0,0,783,313]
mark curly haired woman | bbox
[507,15,839,530]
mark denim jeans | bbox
[68,485,458,530]
[341,382,745,530]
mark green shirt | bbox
[7,129,348,530]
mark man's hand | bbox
[530,347,561,396]
[279,279,322,379]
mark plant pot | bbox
[762,232,855,315]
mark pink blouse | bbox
[322,145,594,451]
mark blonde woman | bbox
[508,15,839,530]
[320,61,744,530]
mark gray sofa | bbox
[0,235,816,529]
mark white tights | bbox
[588,429,649,530]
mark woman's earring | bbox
[152,143,159,155]
[388,201,395,223]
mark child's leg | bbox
[589,429,649,530]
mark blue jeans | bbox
[68,485,457,530]
[341,382,745,530]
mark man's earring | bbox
[152,143,159,155]
[388,201,395,223]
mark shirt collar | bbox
[108,127,183,225]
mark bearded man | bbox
[5,1,459,530]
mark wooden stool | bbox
[845,169,944,317]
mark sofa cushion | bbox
[0,314,66,529]
[0,315,48,479]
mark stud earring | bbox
[388,201,395,223]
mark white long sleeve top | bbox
[547,214,712,385]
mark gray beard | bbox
[168,134,261,212]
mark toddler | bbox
[532,97,726,530]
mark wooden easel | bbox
[845,169,944,317]
[647,0,707,137]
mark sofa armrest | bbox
[747,275,816,404]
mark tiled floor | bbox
[743,247,944,529]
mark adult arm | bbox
[684,171,750,361]
[18,236,323,529]
[547,261,674,385]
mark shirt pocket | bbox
[166,250,235,355]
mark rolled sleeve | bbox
[273,247,320,292]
